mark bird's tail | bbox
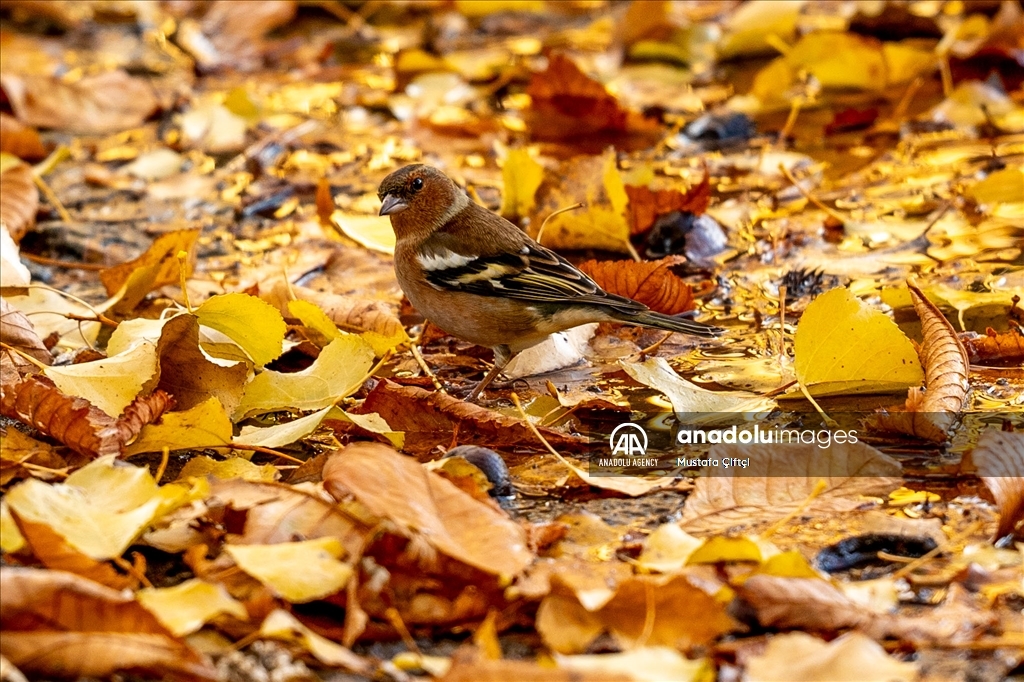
[623,310,724,338]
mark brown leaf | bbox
[323,442,534,580]
[355,380,588,457]
[625,172,711,235]
[195,0,297,72]
[262,280,405,338]
[973,430,1024,539]
[0,163,39,244]
[9,515,135,589]
[738,576,995,645]
[153,314,248,413]
[0,113,47,160]
[0,567,216,679]
[680,442,902,534]
[0,372,173,458]
[578,257,695,315]
[537,573,736,654]
[0,70,159,135]
[869,282,970,442]
[0,299,51,366]
[525,53,660,141]
[962,328,1024,366]
[99,229,200,309]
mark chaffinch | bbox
[378,164,723,400]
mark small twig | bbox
[410,342,445,394]
[775,97,803,150]
[510,392,576,475]
[20,462,69,479]
[21,284,118,327]
[778,283,788,374]
[384,607,421,656]
[639,331,674,356]
[0,342,50,371]
[535,202,584,247]
[112,555,153,588]
[797,381,838,428]
[892,520,984,580]
[229,443,306,465]
[21,253,107,270]
[176,250,193,313]
[154,446,170,484]
[760,479,828,539]
[31,173,73,224]
[778,163,848,225]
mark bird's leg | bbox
[467,344,513,401]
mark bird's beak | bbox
[379,193,409,216]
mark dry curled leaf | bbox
[972,430,1024,539]
[869,282,970,442]
[0,113,46,160]
[578,257,695,315]
[525,53,659,141]
[0,70,159,135]
[625,171,710,235]
[355,380,587,458]
[0,163,38,244]
[323,442,534,580]
[0,372,173,458]
[0,299,51,366]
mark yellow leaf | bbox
[786,32,886,91]
[259,610,370,671]
[687,536,762,564]
[195,293,286,367]
[5,455,191,559]
[226,538,353,602]
[718,0,804,59]
[755,551,822,579]
[288,299,342,341]
[967,167,1024,206]
[138,579,248,636]
[0,501,26,553]
[176,455,278,483]
[234,405,402,450]
[793,287,924,397]
[882,43,936,85]
[331,211,396,255]
[43,342,158,418]
[636,524,704,574]
[99,229,200,310]
[500,148,544,218]
[124,396,233,456]
[233,335,375,419]
[455,0,544,17]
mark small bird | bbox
[378,164,723,400]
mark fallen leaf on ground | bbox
[962,328,1024,366]
[43,341,158,418]
[555,647,707,682]
[0,298,51,366]
[972,430,1024,539]
[225,537,353,603]
[258,609,372,674]
[868,282,970,442]
[579,257,695,315]
[0,156,39,243]
[622,357,777,415]
[0,70,159,135]
[123,396,233,456]
[680,442,902,534]
[99,229,199,312]
[262,280,407,340]
[0,567,215,680]
[0,426,64,486]
[356,381,587,457]
[233,335,374,419]
[500,147,545,219]
[195,292,286,368]
[137,578,247,636]
[0,113,46,160]
[525,53,659,141]
[793,286,924,397]
[745,631,917,682]
[1,370,172,457]
[625,171,710,235]
[323,442,534,580]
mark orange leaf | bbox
[625,172,711,235]
[578,257,695,315]
[973,430,1024,539]
[0,163,39,243]
[0,112,47,160]
[526,53,659,141]
[962,328,1024,366]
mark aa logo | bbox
[609,423,648,456]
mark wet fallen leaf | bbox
[0,155,39,243]
[356,380,587,457]
[0,70,159,135]
[745,631,917,682]
[624,171,710,235]
[868,282,970,442]
[973,430,1024,539]
[680,442,902,534]
[962,328,1024,366]
[323,442,534,580]
[793,287,924,397]
[622,357,777,415]
[579,257,695,315]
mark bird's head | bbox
[378,164,468,239]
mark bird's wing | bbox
[418,237,647,313]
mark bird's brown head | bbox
[378,164,468,239]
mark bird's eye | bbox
[411,177,424,191]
